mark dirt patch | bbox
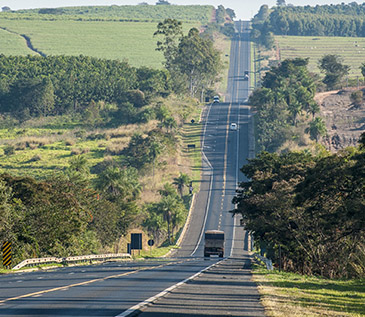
[318,88,365,151]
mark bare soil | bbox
[315,88,365,151]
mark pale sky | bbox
[3,0,355,20]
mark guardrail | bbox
[254,253,273,271]
[12,253,132,270]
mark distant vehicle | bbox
[230,123,238,130]
[204,230,224,257]
[244,74,249,80]
[213,95,220,103]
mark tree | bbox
[2,6,11,11]
[276,0,286,6]
[173,28,222,97]
[95,166,141,202]
[154,19,183,72]
[173,173,191,198]
[318,55,350,90]
[306,117,327,142]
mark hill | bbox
[276,35,365,80]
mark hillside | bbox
[0,4,215,67]
[13,5,214,23]
[315,88,365,151]
[276,35,365,80]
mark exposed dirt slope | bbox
[315,88,365,151]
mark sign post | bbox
[2,241,11,268]
[147,239,154,256]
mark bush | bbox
[3,145,15,156]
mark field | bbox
[14,5,213,23]
[0,96,203,185]
[253,263,365,317]
[276,35,365,79]
[0,19,197,68]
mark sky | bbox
[4,0,354,20]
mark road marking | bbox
[115,259,224,317]
[0,261,187,305]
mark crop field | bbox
[276,35,365,78]
[0,19,198,68]
[14,5,213,23]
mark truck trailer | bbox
[204,230,224,257]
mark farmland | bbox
[276,35,365,79]
[0,19,197,68]
[14,5,213,23]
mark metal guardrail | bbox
[12,253,132,270]
[254,253,273,271]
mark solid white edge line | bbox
[115,259,223,317]
[190,102,214,256]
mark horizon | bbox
[3,0,352,20]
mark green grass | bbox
[276,35,365,79]
[253,263,365,316]
[0,27,35,55]
[12,5,213,24]
[0,19,198,68]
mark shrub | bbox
[3,145,15,156]
[29,154,42,162]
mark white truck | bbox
[204,230,225,257]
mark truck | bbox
[204,230,224,257]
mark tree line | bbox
[0,55,170,119]
[232,134,365,278]
[252,3,365,41]
[0,151,192,263]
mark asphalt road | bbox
[0,21,264,317]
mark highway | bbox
[0,21,264,316]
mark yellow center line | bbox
[0,259,189,304]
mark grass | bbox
[0,27,35,55]
[0,19,198,68]
[12,5,213,24]
[253,263,365,317]
[276,35,365,79]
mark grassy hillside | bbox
[0,19,197,68]
[276,35,365,79]
[13,5,213,23]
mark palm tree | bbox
[173,173,190,198]
[95,166,141,201]
[306,117,327,142]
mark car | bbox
[230,123,238,130]
[213,95,220,103]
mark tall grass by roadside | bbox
[253,263,365,317]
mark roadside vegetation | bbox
[240,5,365,312]
[253,262,365,317]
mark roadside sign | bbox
[2,241,11,267]
[131,233,142,250]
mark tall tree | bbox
[318,54,350,90]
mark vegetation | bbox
[155,19,223,99]
[10,5,213,23]
[249,58,318,152]
[0,55,170,118]
[253,262,365,317]
[276,35,365,80]
[252,3,365,38]
[318,54,350,90]
[232,134,365,279]
[0,19,198,68]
